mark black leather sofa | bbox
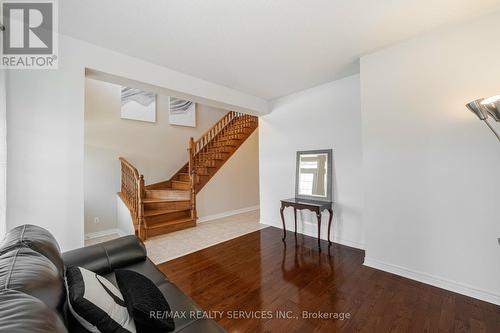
[0,224,226,333]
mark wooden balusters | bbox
[119,157,145,240]
[188,137,197,221]
[137,175,145,240]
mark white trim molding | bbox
[364,256,500,306]
[259,218,364,250]
[198,205,259,223]
[85,228,126,240]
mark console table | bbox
[280,198,333,250]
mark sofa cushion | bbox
[156,281,203,330]
[103,257,168,287]
[116,269,175,332]
[0,289,68,333]
[0,247,64,309]
[63,236,147,275]
[65,266,136,333]
[0,224,64,274]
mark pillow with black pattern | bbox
[65,266,136,333]
[115,269,175,333]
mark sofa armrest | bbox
[62,236,147,274]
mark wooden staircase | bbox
[118,111,258,241]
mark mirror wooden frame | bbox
[295,149,333,202]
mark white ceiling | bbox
[60,0,500,100]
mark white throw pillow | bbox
[65,266,136,333]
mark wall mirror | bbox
[295,149,332,202]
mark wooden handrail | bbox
[119,157,145,239]
[188,111,258,185]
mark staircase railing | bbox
[119,157,145,239]
[192,111,238,156]
[190,111,258,162]
[187,111,258,223]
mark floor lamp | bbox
[466,96,500,247]
[466,96,500,142]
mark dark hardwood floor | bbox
[158,227,500,332]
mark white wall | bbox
[259,75,364,249]
[85,78,259,235]
[361,12,500,304]
[6,34,267,251]
[0,70,6,240]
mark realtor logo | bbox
[1,0,58,69]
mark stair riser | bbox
[196,158,227,169]
[146,219,196,238]
[178,174,190,182]
[144,201,190,211]
[198,154,226,161]
[195,166,218,175]
[218,136,244,142]
[205,147,232,153]
[194,169,210,178]
[172,181,190,190]
[210,140,239,147]
[146,190,190,200]
[222,126,255,135]
[145,210,192,224]
[220,132,245,137]
[196,161,217,168]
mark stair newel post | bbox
[188,137,197,221]
[137,174,146,241]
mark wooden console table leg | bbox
[280,206,286,241]
[327,208,333,246]
[316,211,322,251]
[293,208,297,236]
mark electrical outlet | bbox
[94,217,100,224]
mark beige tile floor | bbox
[84,210,267,265]
[146,210,267,264]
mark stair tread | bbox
[143,198,190,203]
[197,158,224,161]
[145,189,191,200]
[146,189,189,193]
[198,151,229,155]
[144,208,190,217]
[146,217,195,229]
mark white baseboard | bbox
[198,205,260,223]
[259,218,364,250]
[364,256,500,306]
[85,228,126,240]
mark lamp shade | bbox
[482,100,500,122]
[466,99,488,120]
